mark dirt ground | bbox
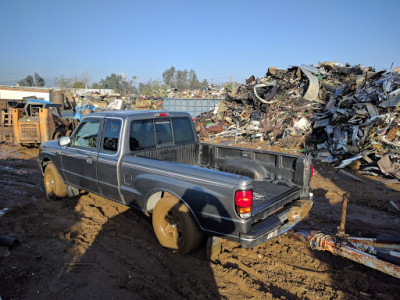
[1,135,400,299]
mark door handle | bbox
[87,157,93,164]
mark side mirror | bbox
[59,136,71,146]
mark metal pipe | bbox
[338,243,400,279]
[306,232,400,279]
[347,237,400,251]
[338,195,348,236]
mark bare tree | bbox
[55,75,73,88]
[80,71,91,87]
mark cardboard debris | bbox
[195,62,400,180]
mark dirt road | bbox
[1,141,399,299]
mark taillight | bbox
[310,165,314,181]
[235,190,253,218]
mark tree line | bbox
[162,66,208,91]
[18,73,46,87]
[17,66,210,97]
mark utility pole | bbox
[132,76,137,96]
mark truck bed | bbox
[133,143,310,218]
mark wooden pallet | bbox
[0,111,12,126]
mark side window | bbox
[172,117,195,144]
[130,119,155,150]
[103,119,122,152]
[73,120,100,149]
[155,119,173,145]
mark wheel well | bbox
[40,158,51,172]
[146,191,165,213]
[146,191,187,213]
[145,191,202,228]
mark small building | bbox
[0,85,50,101]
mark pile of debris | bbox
[130,99,163,110]
[167,84,225,99]
[195,63,400,180]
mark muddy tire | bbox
[44,163,67,200]
[53,131,62,140]
[152,195,203,254]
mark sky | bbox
[1,0,399,86]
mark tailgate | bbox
[251,181,302,223]
[239,180,312,248]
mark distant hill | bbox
[0,79,18,86]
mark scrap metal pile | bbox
[195,62,400,180]
[167,84,225,99]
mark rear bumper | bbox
[239,195,313,248]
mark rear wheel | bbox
[44,163,67,199]
[152,195,203,254]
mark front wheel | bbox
[53,131,62,140]
[152,195,203,254]
[44,163,67,199]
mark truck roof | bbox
[87,110,192,119]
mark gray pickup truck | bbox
[38,110,313,254]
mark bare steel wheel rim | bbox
[161,210,183,243]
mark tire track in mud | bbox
[212,238,342,299]
[56,193,219,299]
[0,144,44,209]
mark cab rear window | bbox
[172,117,195,144]
[130,117,194,151]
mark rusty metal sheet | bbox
[377,155,400,180]
[386,126,399,142]
[246,75,256,85]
